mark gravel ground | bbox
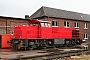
[50,54,90,60]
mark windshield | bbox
[41,23,51,27]
[30,22,39,26]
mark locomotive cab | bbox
[29,20,52,38]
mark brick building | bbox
[30,6,90,48]
[0,16,29,34]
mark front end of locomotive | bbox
[8,25,27,50]
[8,20,40,50]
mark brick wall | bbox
[0,17,29,34]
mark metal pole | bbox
[6,19,7,34]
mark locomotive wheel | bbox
[18,41,22,50]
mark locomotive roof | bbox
[28,20,50,23]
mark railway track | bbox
[6,49,89,60]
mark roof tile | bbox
[30,6,90,22]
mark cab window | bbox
[30,22,39,26]
[41,23,51,27]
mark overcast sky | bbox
[0,0,90,18]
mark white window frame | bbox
[84,34,88,39]
[52,20,58,27]
[64,21,70,28]
[84,23,88,29]
[75,22,79,28]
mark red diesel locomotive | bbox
[9,20,82,50]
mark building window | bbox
[64,21,70,28]
[84,34,88,39]
[75,22,79,28]
[52,20,58,26]
[84,23,88,29]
